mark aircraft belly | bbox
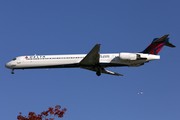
[100,61,128,67]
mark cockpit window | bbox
[13,58,16,60]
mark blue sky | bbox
[1,0,180,120]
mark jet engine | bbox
[119,52,141,60]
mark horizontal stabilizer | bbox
[165,41,176,47]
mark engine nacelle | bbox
[119,52,140,60]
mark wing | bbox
[79,44,123,76]
[80,67,124,76]
[79,44,101,65]
[103,68,124,76]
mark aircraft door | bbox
[16,57,24,65]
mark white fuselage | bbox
[5,52,160,70]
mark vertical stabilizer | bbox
[142,34,175,55]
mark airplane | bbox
[137,92,143,95]
[5,34,175,76]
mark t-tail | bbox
[142,34,176,55]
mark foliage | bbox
[17,105,66,120]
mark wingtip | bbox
[118,74,124,76]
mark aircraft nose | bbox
[5,62,11,69]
